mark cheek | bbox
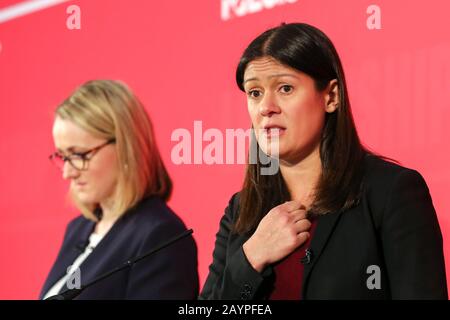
[86,157,119,193]
[247,103,260,126]
[292,107,324,131]
[285,99,325,140]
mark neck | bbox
[279,143,322,208]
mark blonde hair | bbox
[56,80,172,221]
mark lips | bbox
[74,181,87,188]
[262,124,286,137]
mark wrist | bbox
[243,239,266,273]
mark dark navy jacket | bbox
[40,196,199,299]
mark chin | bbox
[267,143,290,158]
[73,191,97,205]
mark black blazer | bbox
[200,155,447,299]
[40,196,199,300]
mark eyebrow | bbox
[56,146,87,154]
[243,73,299,84]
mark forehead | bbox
[52,116,101,149]
[244,57,299,79]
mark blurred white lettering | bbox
[221,0,297,21]
[66,5,81,30]
[366,4,382,30]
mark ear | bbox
[324,79,339,113]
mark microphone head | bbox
[44,294,65,300]
[45,288,83,300]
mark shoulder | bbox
[124,197,197,260]
[362,154,434,223]
[364,154,411,178]
[363,154,427,194]
[122,196,189,237]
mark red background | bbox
[0,0,449,299]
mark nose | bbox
[259,92,281,117]
[62,161,79,180]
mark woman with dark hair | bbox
[200,23,447,300]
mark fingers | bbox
[278,200,306,213]
[289,209,308,222]
[297,231,310,243]
[294,218,311,234]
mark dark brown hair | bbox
[234,23,386,234]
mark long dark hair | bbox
[234,23,386,234]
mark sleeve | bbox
[381,169,448,299]
[124,221,199,300]
[199,193,272,300]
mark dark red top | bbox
[268,218,318,300]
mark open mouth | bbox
[262,126,286,137]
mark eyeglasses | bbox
[49,139,116,171]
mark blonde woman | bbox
[40,80,198,299]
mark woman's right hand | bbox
[242,200,311,273]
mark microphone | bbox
[45,228,194,300]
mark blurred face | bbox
[52,116,119,206]
[243,57,338,164]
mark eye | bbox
[279,85,293,94]
[70,152,89,160]
[247,89,262,99]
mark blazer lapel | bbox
[40,220,95,299]
[301,210,343,298]
[56,212,131,296]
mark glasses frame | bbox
[49,138,116,171]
